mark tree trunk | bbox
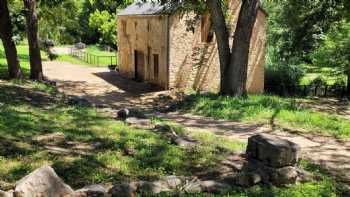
[0,0,22,78]
[206,0,231,92]
[23,0,43,80]
[222,0,260,97]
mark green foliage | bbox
[180,94,350,138]
[88,10,116,45]
[262,0,349,89]
[311,21,350,77]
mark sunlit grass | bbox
[180,94,350,138]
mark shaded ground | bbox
[298,98,350,119]
[43,61,350,188]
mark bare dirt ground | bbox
[43,61,350,187]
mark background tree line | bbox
[1,0,350,96]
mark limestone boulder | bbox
[246,134,300,168]
[14,165,74,197]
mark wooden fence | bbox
[70,48,117,67]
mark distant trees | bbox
[0,0,22,78]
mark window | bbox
[153,54,159,79]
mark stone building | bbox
[117,0,267,93]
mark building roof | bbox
[117,1,177,16]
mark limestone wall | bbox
[168,1,267,93]
[117,15,169,89]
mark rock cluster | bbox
[109,176,230,197]
[237,134,303,187]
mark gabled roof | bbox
[117,1,177,16]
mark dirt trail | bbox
[43,61,350,186]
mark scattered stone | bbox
[246,134,300,168]
[68,97,92,107]
[125,117,152,129]
[117,108,146,120]
[235,172,262,187]
[14,165,74,197]
[183,180,202,193]
[171,136,200,148]
[269,166,298,186]
[137,181,169,194]
[154,123,172,133]
[0,190,13,197]
[74,184,108,197]
[200,180,230,193]
[32,132,65,144]
[109,183,136,197]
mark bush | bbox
[265,62,304,95]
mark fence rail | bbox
[265,84,348,98]
[70,48,117,67]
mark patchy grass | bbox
[180,94,350,138]
[0,80,343,196]
[0,80,244,191]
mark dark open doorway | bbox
[134,50,145,82]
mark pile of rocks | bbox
[236,134,306,187]
[110,176,230,196]
[0,166,230,197]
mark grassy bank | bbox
[180,94,350,138]
[0,81,342,196]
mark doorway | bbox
[134,50,145,81]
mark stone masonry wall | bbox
[168,1,267,93]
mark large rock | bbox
[14,165,74,197]
[0,190,13,197]
[74,185,108,197]
[246,134,300,168]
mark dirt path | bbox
[43,61,350,186]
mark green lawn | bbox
[61,45,117,66]
[0,45,48,78]
[180,94,350,138]
[0,81,343,196]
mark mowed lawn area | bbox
[0,45,48,78]
[180,94,350,138]
[0,80,344,196]
[0,44,117,72]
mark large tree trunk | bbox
[222,0,260,96]
[206,0,231,91]
[23,0,43,80]
[0,0,22,78]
